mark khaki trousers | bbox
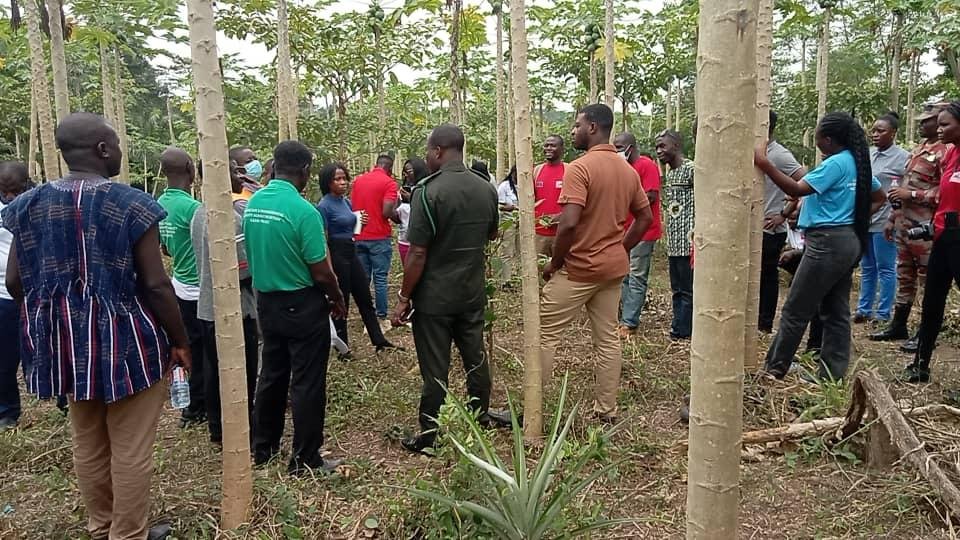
[70,381,166,540]
[534,234,555,259]
[539,271,623,416]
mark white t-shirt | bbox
[497,180,518,207]
[397,202,411,245]
[172,276,201,302]
[0,200,11,300]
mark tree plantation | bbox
[1,0,960,539]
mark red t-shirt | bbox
[534,162,565,236]
[934,145,960,240]
[623,156,662,241]
[351,167,399,241]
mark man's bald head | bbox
[55,112,122,179]
[425,124,465,173]
[614,132,637,148]
[160,147,196,189]
[614,132,639,162]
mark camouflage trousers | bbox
[895,228,932,307]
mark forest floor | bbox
[4,248,960,539]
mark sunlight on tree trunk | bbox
[494,1,505,182]
[744,0,773,372]
[28,86,38,178]
[24,0,59,181]
[506,58,515,168]
[46,0,69,172]
[588,52,598,104]
[686,0,757,537]
[113,47,131,183]
[277,0,294,141]
[185,0,253,528]
[508,0,542,442]
[815,4,830,165]
[14,128,21,160]
[889,10,904,113]
[603,0,614,111]
[449,0,463,125]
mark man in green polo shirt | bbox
[157,146,206,426]
[243,140,346,476]
[391,124,510,454]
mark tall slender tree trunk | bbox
[603,0,615,110]
[166,95,177,144]
[185,0,253,529]
[665,83,673,130]
[745,0,773,372]
[800,37,807,86]
[889,11,904,112]
[905,50,918,144]
[622,99,629,132]
[336,93,348,160]
[113,47,131,183]
[14,129,21,159]
[815,5,830,165]
[288,69,299,140]
[24,0,59,181]
[28,86,38,178]
[449,0,463,124]
[674,80,682,131]
[508,0,542,442]
[375,28,386,149]
[99,41,116,126]
[686,0,757,537]
[277,0,293,141]
[494,3,505,182]
[46,0,69,172]
[506,58,515,168]
[588,52,598,104]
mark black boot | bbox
[870,304,910,341]
[900,348,931,384]
[900,330,919,353]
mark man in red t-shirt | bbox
[350,154,399,318]
[533,135,567,257]
[614,133,662,337]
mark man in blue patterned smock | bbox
[656,130,695,340]
[3,112,190,539]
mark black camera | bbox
[906,221,934,241]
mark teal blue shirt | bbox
[799,150,881,229]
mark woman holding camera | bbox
[901,101,960,383]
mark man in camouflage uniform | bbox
[871,105,948,352]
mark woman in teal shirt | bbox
[755,112,884,381]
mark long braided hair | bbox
[816,112,873,251]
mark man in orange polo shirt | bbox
[533,135,566,257]
[540,105,652,421]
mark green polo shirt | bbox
[157,188,201,286]
[243,178,328,292]
[407,161,499,314]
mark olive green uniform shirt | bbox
[243,178,328,292]
[407,161,499,315]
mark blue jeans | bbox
[356,238,393,318]
[620,241,655,328]
[668,256,694,338]
[856,231,897,320]
[0,298,22,422]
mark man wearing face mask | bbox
[0,161,31,430]
[230,146,264,203]
[614,133,661,338]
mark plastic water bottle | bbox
[170,367,190,409]
[890,176,902,210]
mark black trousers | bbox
[329,239,389,348]
[202,315,260,442]
[252,287,331,472]
[668,256,693,338]
[177,297,206,420]
[915,230,960,369]
[759,231,788,331]
[412,307,491,439]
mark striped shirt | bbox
[663,159,695,257]
[1,176,170,403]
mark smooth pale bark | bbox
[588,52,598,104]
[374,28,386,146]
[14,129,21,159]
[744,0,773,372]
[665,83,673,131]
[449,0,463,124]
[675,80,682,131]
[166,95,177,144]
[47,0,70,173]
[24,0,59,181]
[905,51,918,144]
[509,0,542,442]
[113,47,131,183]
[686,0,757,537]
[185,0,253,528]
[603,0,615,110]
[507,59,515,167]
[99,41,116,126]
[889,11,904,112]
[277,0,293,141]
[28,86,38,178]
[800,37,807,86]
[495,3,506,182]
[815,6,830,165]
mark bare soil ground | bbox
[3,249,960,539]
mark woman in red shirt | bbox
[901,101,960,383]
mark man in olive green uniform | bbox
[391,124,509,453]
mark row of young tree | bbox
[4,0,960,188]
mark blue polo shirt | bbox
[316,194,357,241]
[799,150,881,230]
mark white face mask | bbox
[617,148,630,161]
